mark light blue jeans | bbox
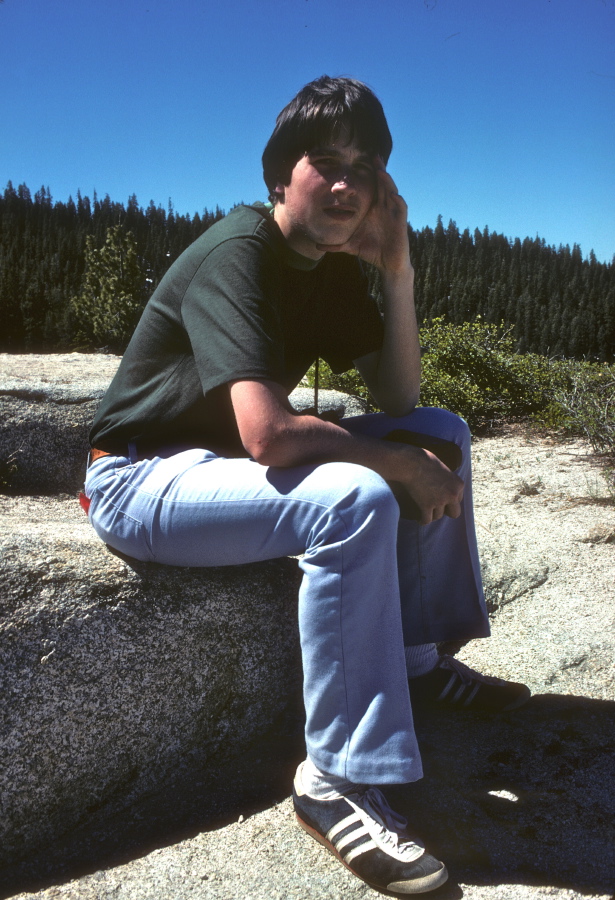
[85,407,488,785]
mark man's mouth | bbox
[323,207,356,221]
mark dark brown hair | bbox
[262,76,392,203]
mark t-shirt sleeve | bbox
[181,236,285,393]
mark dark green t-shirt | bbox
[90,204,384,456]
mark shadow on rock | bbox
[0,694,307,899]
[387,693,615,896]
[2,693,614,899]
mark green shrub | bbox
[418,318,557,428]
[303,362,373,408]
[540,364,615,459]
[552,365,615,494]
[303,318,615,467]
[307,318,559,428]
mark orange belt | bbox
[80,447,113,514]
[89,447,112,464]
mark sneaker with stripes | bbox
[408,654,531,713]
[293,768,447,894]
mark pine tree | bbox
[70,225,146,351]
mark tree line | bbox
[0,182,224,351]
[409,216,614,361]
[0,182,613,360]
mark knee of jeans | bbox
[326,462,398,520]
[446,409,471,446]
[419,406,471,447]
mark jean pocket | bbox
[89,491,154,562]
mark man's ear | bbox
[273,183,285,203]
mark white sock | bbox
[297,757,362,800]
[405,643,439,678]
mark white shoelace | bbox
[438,655,506,686]
[348,788,424,862]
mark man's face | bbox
[273,137,376,259]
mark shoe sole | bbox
[412,686,532,714]
[500,690,532,712]
[295,812,449,894]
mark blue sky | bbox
[1,0,614,262]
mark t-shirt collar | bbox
[259,201,322,271]
[280,242,322,271]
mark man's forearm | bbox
[253,409,464,525]
[230,379,464,524]
[231,377,411,474]
[376,266,421,413]
[251,407,402,472]
[358,265,421,416]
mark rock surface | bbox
[0,353,119,495]
[0,495,302,870]
[0,357,613,899]
[4,429,612,900]
[0,355,362,878]
[0,353,366,495]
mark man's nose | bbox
[331,170,356,192]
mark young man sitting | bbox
[85,75,529,894]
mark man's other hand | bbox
[391,446,464,525]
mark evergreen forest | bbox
[0,180,613,361]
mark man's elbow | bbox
[384,400,419,418]
[242,435,275,465]
[250,445,283,466]
[242,427,293,467]
[378,389,420,418]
